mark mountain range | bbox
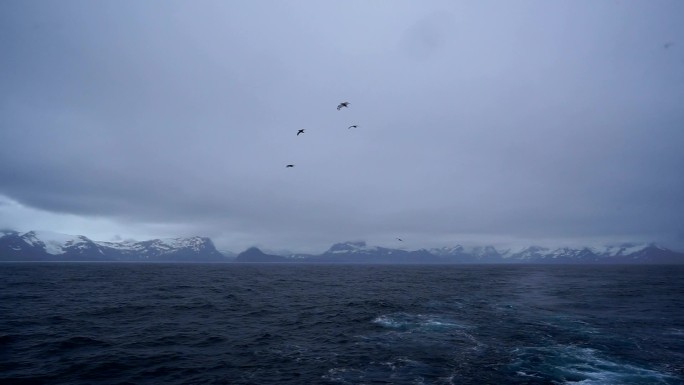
[0,230,225,262]
[292,241,684,264]
[1,230,683,264]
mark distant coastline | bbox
[2,231,683,264]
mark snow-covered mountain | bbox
[426,242,682,264]
[0,231,227,262]
[308,241,683,264]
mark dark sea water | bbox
[1,264,683,385]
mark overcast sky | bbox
[1,1,683,253]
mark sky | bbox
[1,1,683,253]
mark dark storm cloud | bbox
[1,1,683,252]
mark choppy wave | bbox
[1,263,682,384]
[372,312,470,331]
[511,345,677,385]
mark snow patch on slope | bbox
[95,236,207,253]
[591,243,651,257]
[21,231,88,255]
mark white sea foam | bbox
[372,313,468,331]
[511,345,676,385]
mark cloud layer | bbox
[2,1,683,252]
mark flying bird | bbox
[348,125,357,129]
[337,102,349,110]
[396,238,403,242]
[286,164,294,168]
[297,129,305,136]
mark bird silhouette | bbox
[337,102,349,110]
[396,238,403,242]
[286,164,294,168]
[297,129,305,136]
[348,125,357,129]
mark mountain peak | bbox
[243,246,266,255]
[20,230,91,255]
[326,241,376,254]
[429,245,465,256]
[235,247,288,262]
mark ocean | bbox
[1,264,682,385]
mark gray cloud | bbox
[1,1,683,252]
